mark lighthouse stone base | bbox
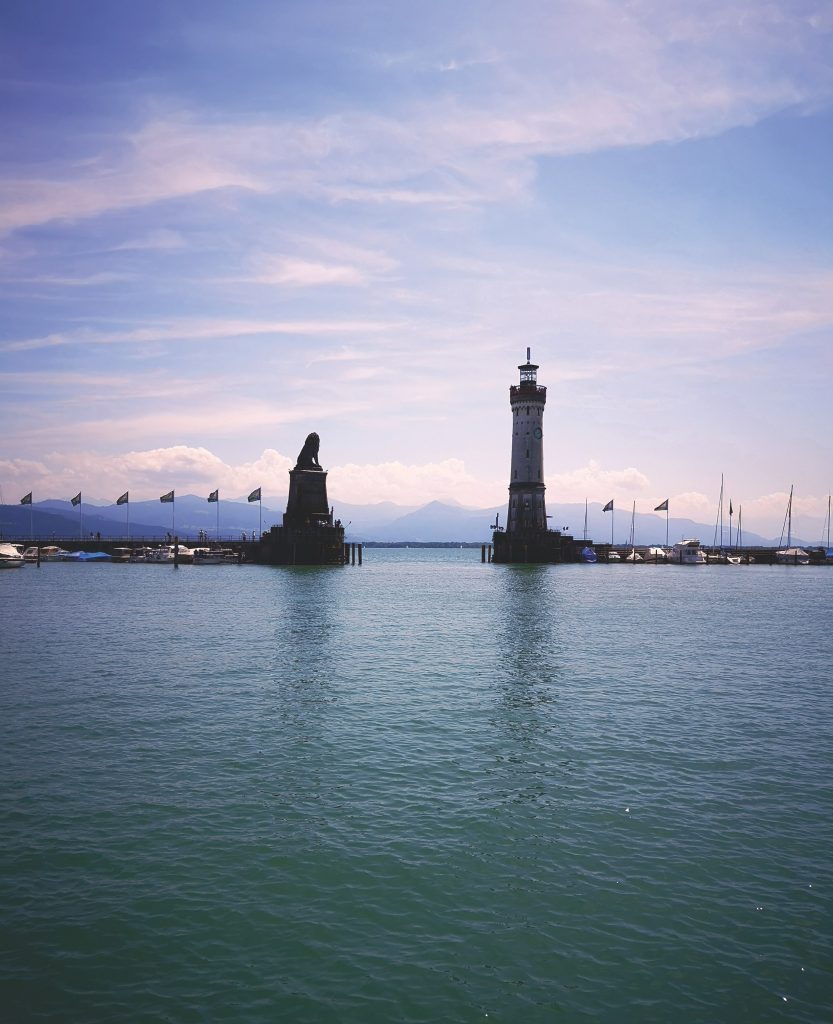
[492,528,578,564]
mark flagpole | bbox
[80,498,83,540]
[127,500,130,541]
[172,495,175,538]
[259,496,262,540]
[217,496,220,540]
[30,496,33,540]
[611,507,614,546]
[665,506,669,548]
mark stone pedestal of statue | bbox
[283,468,332,528]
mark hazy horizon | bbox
[1,1,831,536]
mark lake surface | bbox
[1,551,831,1022]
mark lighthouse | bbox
[492,350,576,563]
[506,348,548,532]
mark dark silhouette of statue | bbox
[294,431,322,471]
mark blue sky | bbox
[1,0,831,536]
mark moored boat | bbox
[0,542,25,568]
[111,547,132,563]
[775,547,810,566]
[669,539,707,564]
[39,545,68,561]
[643,546,668,562]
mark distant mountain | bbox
[0,496,805,547]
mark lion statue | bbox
[294,431,322,470]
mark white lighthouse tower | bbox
[506,348,548,533]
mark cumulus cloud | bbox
[328,457,496,505]
[0,446,294,502]
[547,460,652,501]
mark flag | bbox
[116,492,129,505]
[602,499,614,512]
[729,500,733,516]
[71,492,82,507]
[20,492,32,505]
[248,487,261,503]
[160,490,174,503]
[654,499,669,512]
[208,489,219,503]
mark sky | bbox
[1,0,832,537]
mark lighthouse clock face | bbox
[533,427,543,440]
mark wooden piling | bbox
[358,544,362,565]
[481,544,486,563]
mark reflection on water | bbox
[484,564,569,807]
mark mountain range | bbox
[0,496,808,547]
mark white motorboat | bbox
[111,547,132,563]
[607,550,621,562]
[0,543,25,568]
[146,544,193,563]
[38,545,68,561]
[669,539,707,564]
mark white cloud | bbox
[320,458,500,506]
[547,460,652,501]
[252,257,367,287]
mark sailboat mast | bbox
[713,474,724,550]
[584,498,587,542]
[787,484,793,548]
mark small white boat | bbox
[607,550,621,562]
[0,543,25,568]
[624,550,643,562]
[111,547,132,563]
[22,546,39,561]
[670,539,707,564]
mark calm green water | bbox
[1,551,831,1022]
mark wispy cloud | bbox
[1,316,403,353]
[2,3,831,234]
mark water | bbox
[1,552,831,1022]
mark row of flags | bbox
[602,499,669,513]
[19,488,263,506]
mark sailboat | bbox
[579,498,598,562]
[776,485,810,565]
[624,502,643,561]
[820,494,832,562]
[709,474,728,562]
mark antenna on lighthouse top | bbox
[526,347,531,362]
